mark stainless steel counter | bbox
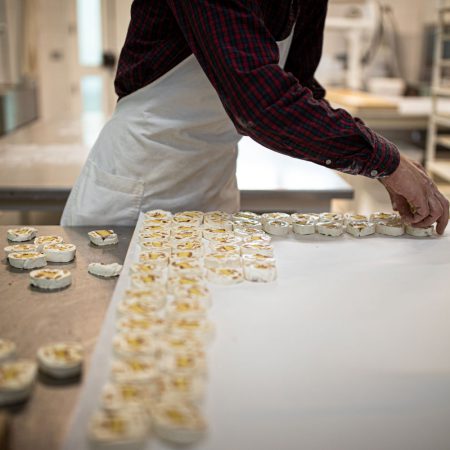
[0,226,133,450]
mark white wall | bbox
[322,0,439,86]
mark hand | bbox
[380,155,449,235]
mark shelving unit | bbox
[426,0,450,181]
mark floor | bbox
[0,118,447,225]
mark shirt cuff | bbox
[358,131,401,179]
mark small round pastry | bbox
[34,235,64,252]
[168,275,206,293]
[292,217,316,236]
[0,339,16,363]
[405,224,434,237]
[142,218,172,229]
[42,243,76,263]
[376,217,405,236]
[233,219,263,231]
[243,261,277,282]
[160,350,206,376]
[152,401,207,444]
[370,212,398,224]
[116,315,166,336]
[159,334,203,355]
[139,230,170,243]
[233,226,262,238]
[232,211,261,222]
[140,224,167,235]
[144,209,173,220]
[161,374,205,404]
[113,332,156,359]
[8,252,46,270]
[4,243,38,257]
[316,222,344,237]
[167,298,208,321]
[7,227,38,242]
[176,211,204,220]
[202,227,231,240]
[291,213,319,223]
[242,233,272,244]
[88,409,149,448]
[204,210,230,222]
[129,263,166,276]
[204,252,241,269]
[242,254,276,266]
[169,260,204,278]
[346,221,376,238]
[168,318,214,341]
[88,262,122,278]
[261,212,291,226]
[172,240,203,258]
[130,273,165,289]
[207,234,242,247]
[241,242,274,257]
[203,219,234,231]
[123,287,167,303]
[117,297,165,317]
[171,230,203,243]
[30,268,72,290]
[88,229,118,246]
[206,267,244,285]
[139,251,169,267]
[344,213,368,224]
[319,213,344,224]
[139,241,171,256]
[36,342,83,378]
[0,359,37,406]
[101,382,153,415]
[263,219,290,236]
[172,215,202,227]
[209,243,241,255]
[170,224,197,233]
[171,250,199,261]
[110,357,160,385]
[172,285,212,307]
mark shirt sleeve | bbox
[165,0,400,178]
[284,0,327,100]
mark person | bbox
[61,0,449,234]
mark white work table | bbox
[64,219,450,450]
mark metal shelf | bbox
[436,135,450,148]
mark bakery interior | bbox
[1,1,450,450]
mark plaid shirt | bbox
[115,0,399,178]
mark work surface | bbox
[64,223,450,450]
[0,226,133,450]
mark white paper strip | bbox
[63,216,450,450]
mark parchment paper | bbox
[63,216,450,450]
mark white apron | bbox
[61,34,293,226]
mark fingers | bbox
[406,193,430,224]
[391,195,415,223]
[436,192,450,235]
[414,195,443,229]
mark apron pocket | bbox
[67,159,144,226]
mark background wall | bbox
[322,0,438,87]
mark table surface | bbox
[0,226,133,450]
[65,215,450,450]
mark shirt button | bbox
[325,159,332,166]
[371,170,378,177]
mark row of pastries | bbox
[88,209,280,446]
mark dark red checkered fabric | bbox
[115,0,399,177]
